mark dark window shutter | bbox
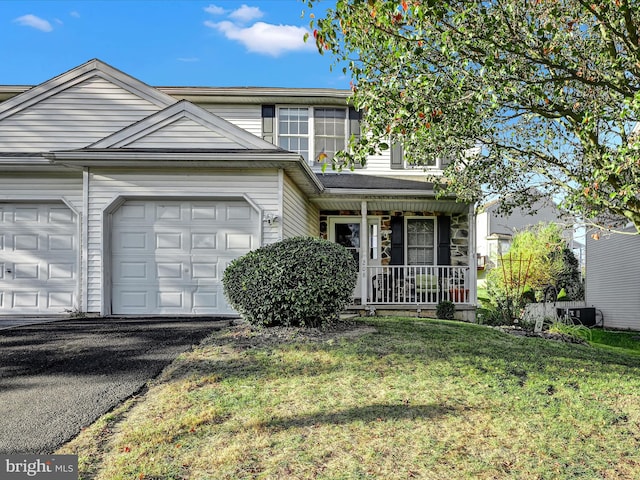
[437,216,451,266]
[349,107,363,168]
[390,216,404,265]
[440,155,452,169]
[262,105,275,144]
[348,107,361,139]
[390,142,404,170]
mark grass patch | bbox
[58,317,640,479]
[589,329,640,356]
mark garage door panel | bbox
[14,291,39,308]
[49,263,74,279]
[49,234,74,250]
[191,232,217,250]
[115,231,148,250]
[155,232,184,250]
[226,233,253,250]
[14,234,39,251]
[191,262,218,279]
[226,204,253,220]
[0,203,77,314]
[156,262,184,279]
[158,291,184,308]
[115,261,151,281]
[191,204,217,220]
[48,291,74,308]
[112,199,258,315]
[14,264,39,279]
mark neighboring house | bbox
[0,59,476,320]
[585,225,640,330]
[476,194,574,282]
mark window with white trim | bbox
[277,107,348,165]
[278,107,309,161]
[406,218,436,265]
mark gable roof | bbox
[0,59,175,122]
[89,100,279,151]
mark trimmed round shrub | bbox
[223,237,358,328]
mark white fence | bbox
[523,301,587,322]
[523,301,588,332]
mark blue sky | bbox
[1,1,347,89]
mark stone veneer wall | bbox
[450,213,469,266]
[320,211,469,266]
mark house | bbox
[0,59,476,320]
[585,225,640,330]
[476,193,575,283]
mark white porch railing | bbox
[367,265,471,305]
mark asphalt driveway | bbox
[0,317,230,454]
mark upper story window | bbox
[390,144,441,170]
[275,106,351,166]
[314,108,346,163]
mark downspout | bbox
[82,168,89,312]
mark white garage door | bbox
[111,199,259,315]
[0,203,77,314]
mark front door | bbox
[329,217,381,302]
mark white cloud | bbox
[229,4,263,23]
[205,21,314,57]
[204,4,226,15]
[14,14,53,32]
[70,11,80,18]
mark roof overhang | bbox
[0,154,71,172]
[46,149,324,195]
[157,86,352,106]
[310,173,470,213]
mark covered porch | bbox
[311,174,477,320]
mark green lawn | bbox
[59,317,640,479]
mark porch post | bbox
[468,203,477,306]
[360,200,368,305]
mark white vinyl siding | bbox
[122,117,249,149]
[203,105,262,137]
[0,173,83,210]
[282,173,319,238]
[585,229,640,330]
[0,77,163,152]
[86,169,281,314]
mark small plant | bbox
[547,320,593,342]
[436,300,455,320]
[223,237,358,328]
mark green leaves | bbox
[223,237,358,328]
[304,0,640,233]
